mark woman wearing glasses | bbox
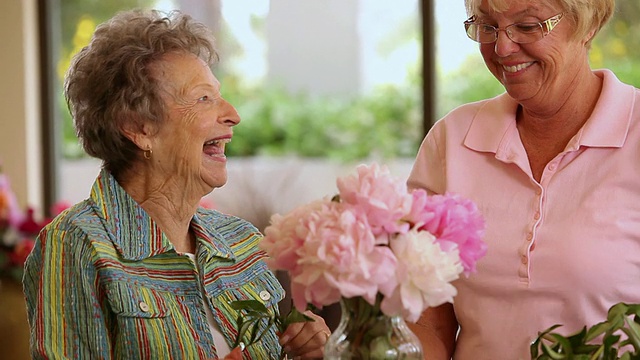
[408,0,640,358]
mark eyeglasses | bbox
[464,13,564,44]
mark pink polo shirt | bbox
[408,69,640,360]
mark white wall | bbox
[0,0,43,213]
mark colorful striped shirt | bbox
[23,169,284,359]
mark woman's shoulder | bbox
[196,208,260,238]
[427,93,514,142]
[196,207,254,225]
[40,199,122,255]
[44,199,96,232]
[437,93,511,126]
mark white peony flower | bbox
[382,228,464,322]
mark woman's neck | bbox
[118,166,199,253]
[517,70,604,181]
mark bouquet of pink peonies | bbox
[260,162,487,323]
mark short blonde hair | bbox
[464,0,615,45]
[65,9,218,177]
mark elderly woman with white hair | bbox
[407,0,640,358]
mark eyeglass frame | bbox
[463,13,564,44]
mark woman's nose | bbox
[219,99,241,126]
[494,30,520,57]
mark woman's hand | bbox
[279,311,330,359]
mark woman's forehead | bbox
[151,53,216,96]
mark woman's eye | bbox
[514,23,540,33]
[198,95,209,101]
[479,24,496,33]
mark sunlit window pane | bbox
[50,0,422,204]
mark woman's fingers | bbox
[280,311,331,359]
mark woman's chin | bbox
[201,172,227,192]
[200,157,228,186]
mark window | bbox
[42,0,423,210]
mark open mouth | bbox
[203,138,230,158]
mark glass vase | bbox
[324,296,424,359]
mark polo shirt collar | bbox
[463,69,635,154]
[575,69,635,148]
[90,169,234,261]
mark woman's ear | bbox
[120,118,154,151]
[584,27,597,46]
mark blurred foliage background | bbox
[56,1,640,162]
[56,0,422,162]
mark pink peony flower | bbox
[289,204,398,311]
[408,190,486,274]
[260,199,329,274]
[337,163,412,237]
[382,229,463,322]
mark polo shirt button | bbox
[534,212,541,220]
[139,301,150,312]
[521,256,528,264]
[526,232,533,241]
[548,163,557,171]
[259,290,271,301]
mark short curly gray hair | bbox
[65,9,218,177]
[464,0,615,47]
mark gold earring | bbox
[143,146,152,160]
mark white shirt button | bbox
[259,290,271,301]
[139,301,150,312]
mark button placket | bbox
[520,185,544,280]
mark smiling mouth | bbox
[203,138,230,158]
[502,62,534,73]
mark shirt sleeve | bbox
[23,222,112,359]
[407,121,447,195]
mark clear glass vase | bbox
[324,296,424,359]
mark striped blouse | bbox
[23,169,284,359]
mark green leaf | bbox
[229,299,269,313]
[607,303,629,323]
[586,321,612,342]
[229,298,316,360]
[541,341,568,359]
[283,307,314,328]
[621,317,640,350]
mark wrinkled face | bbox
[476,0,590,109]
[148,52,240,195]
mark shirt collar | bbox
[573,69,635,149]
[90,169,234,261]
[463,69,635,154]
